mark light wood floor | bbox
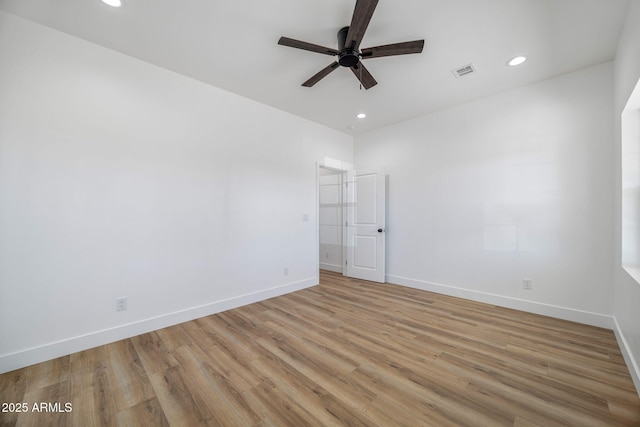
[1,271,639,426]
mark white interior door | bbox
[344,168,386,283]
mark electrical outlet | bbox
[325,252,329,259]
[283,267,289,276]
[116,296,128,311]
[522,279,533,290]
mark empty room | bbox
[1,0,640,425]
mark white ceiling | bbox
[0,0,630,135]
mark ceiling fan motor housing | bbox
[337,26,360,67]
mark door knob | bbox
[378,228,383,233]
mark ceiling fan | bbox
[278,0,424,90]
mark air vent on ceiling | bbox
[452,63,476,78]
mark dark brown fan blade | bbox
[278,37,339,56]
[361,40,425,59]
[302,62,341,87]
[350,62,377,89]
[345,0,379,51]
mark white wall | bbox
[0,12,352,373]
[355,62,615,327]
[319,170,344,273]
[613,0,640,395]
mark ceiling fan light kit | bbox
[337,26,360,67]
[278,0,424,90]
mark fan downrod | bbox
[337,26,359,67]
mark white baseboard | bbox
[386,274,614,329]
[320,263,343,273]
[0,277,318,374]
[613,317,640,397]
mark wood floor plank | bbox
[103,339,155,411]
[253,332,376,421]
[260,306,367,368]
[250,355,374,426]
[178,321,261,393]
[170,346,241,426]
[1,270,639,426]
[434,351,613,425]
[243,378,324,426]
[18,380,72,427]
[147,369,205,427]
[22,356,70,393]
[361,391,461,427]
[66,347,107,427]
[130,331,178,376]
[185,343,262,426]
[0,368,28,427]
[115,398,169,427]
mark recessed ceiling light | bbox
[356,113,367,119]
[507,56,527,67]
[101,0,121,7]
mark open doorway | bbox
[318,165,346,274]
